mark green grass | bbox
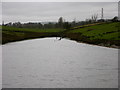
[2,26,63,33]
[100,32,119,40]
[68,22,120,41]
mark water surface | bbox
[2,38,118,88]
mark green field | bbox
[2,26,63,32]
[68,22,120,40]
[1,22,120,48]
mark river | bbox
[2,37,118,88]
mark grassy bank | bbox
[1,22,120,48]
[64,22,120,48]
[2,26,63,44]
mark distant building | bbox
[118,1,120,21]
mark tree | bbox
[63,22,71,30]
[38,22,43,28]
[112,16,118,22]
[71,18,76,27]
[91,14,98,22]
[44,22,55,28]
[86,18,92,24]
[58,17,64,28]
[13,22,22,28]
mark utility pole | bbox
[118,1,120,21]
[101,8,104,19]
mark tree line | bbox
[2,16,119,30]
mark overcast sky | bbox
[1,0,120,2]
[2,2,118,23]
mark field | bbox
[64,22,120,48]
[1,22,120,48]
[69,22,120,40]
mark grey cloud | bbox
[2,2,118,23]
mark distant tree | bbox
[44,22,55,28]
[85,18,92,24]
[5,22,12,26]
[22,22,43,29]
[38,22,43,28]
[58,17,64,28]
[13,22,22,28]
[63,22,71,30]
[55,23,59,28]
[71,18,77,27]
[91,14,98,22]
[112,16,118,22]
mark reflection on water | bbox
[56,37,62,41]
[2,37,118,88]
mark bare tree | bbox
[91,14,98,22]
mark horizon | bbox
[2,2,118,24]
[2,17,118,25]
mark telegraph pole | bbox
[118,1,120,21]
[101,8,104,19]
